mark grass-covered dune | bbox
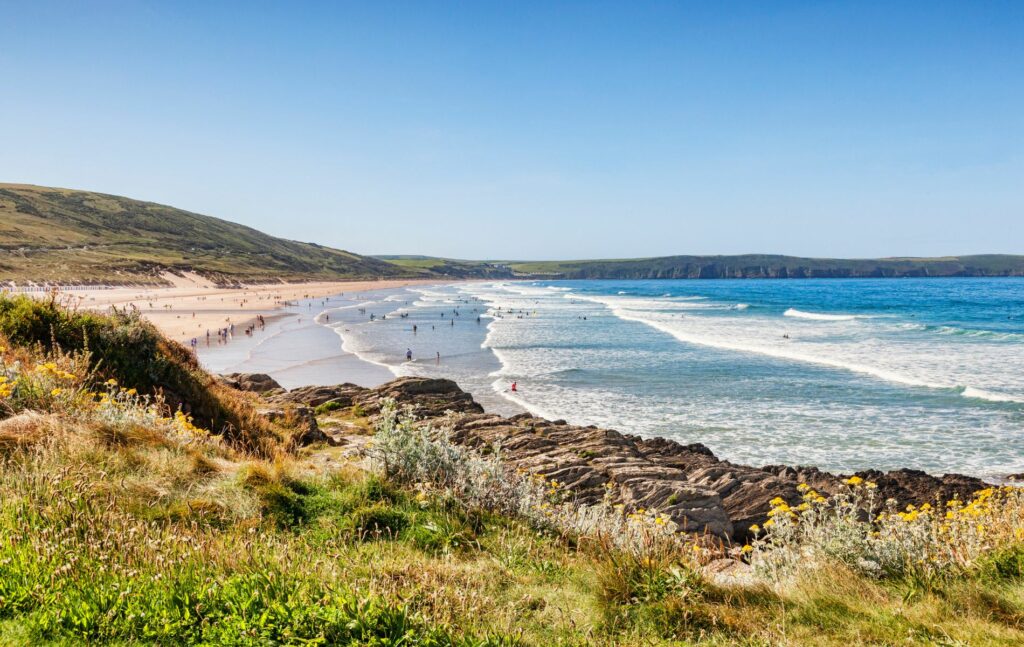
[1,293,1023,645]
[0,183,424,286]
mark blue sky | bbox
[1,1,1021,259]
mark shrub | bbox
[348,503,410,538]
[369,400,689,556]
[747,478,1024,582]
[314,400,344,415]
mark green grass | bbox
[0,183,425,285]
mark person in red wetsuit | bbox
[510,381,517,392]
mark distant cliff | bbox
[505,254,1024,280]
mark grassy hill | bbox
[375,255,515,279]
[0,183,424,286]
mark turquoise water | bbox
[297,279,1023,478]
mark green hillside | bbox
[0,184,424,286]
[374,255,514,278]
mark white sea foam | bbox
[612,308,949,391]
[784,308,863,321]
[568,293,717,311]
[961,386,1024,403]
[327,324,409,378]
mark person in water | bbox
[406,348,413,361]
[510,381,517,392]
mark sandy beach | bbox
[42,272,441,342]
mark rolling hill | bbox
[0,183,422,286]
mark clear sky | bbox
[1,1,1021,260]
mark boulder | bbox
[224,373,282,394]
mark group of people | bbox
[188,314,267,353]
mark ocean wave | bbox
[602,306,948,390]
[784,308,864,321]
[733,303,749,310]
[960,386,1024,403]
[568,293,717,311]
[932,325,1024,341]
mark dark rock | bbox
[291,405,338,447]
[849,468,986,508]
[224,373,282,394]
[354,377,484,418]
[268,383,365,408]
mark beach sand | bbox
[45,272,441,341]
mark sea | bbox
[201,278,1024,479]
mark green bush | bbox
[348,503,410,538]
[976,543,1024,581]
[314,400,344,415]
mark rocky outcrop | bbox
[267,377,483,418]
[258,404,338,447]
[225,373,282,394]
[244,376,990,543]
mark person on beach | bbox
[436,351,440,364]
[413,324,418,334]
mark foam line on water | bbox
[784,308,864,321]
[326,324,408,378]
[599,303,1023,402]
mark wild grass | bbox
[0,297,1022,644]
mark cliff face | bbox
[514,255,1024,280]
[252,376,988,543]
